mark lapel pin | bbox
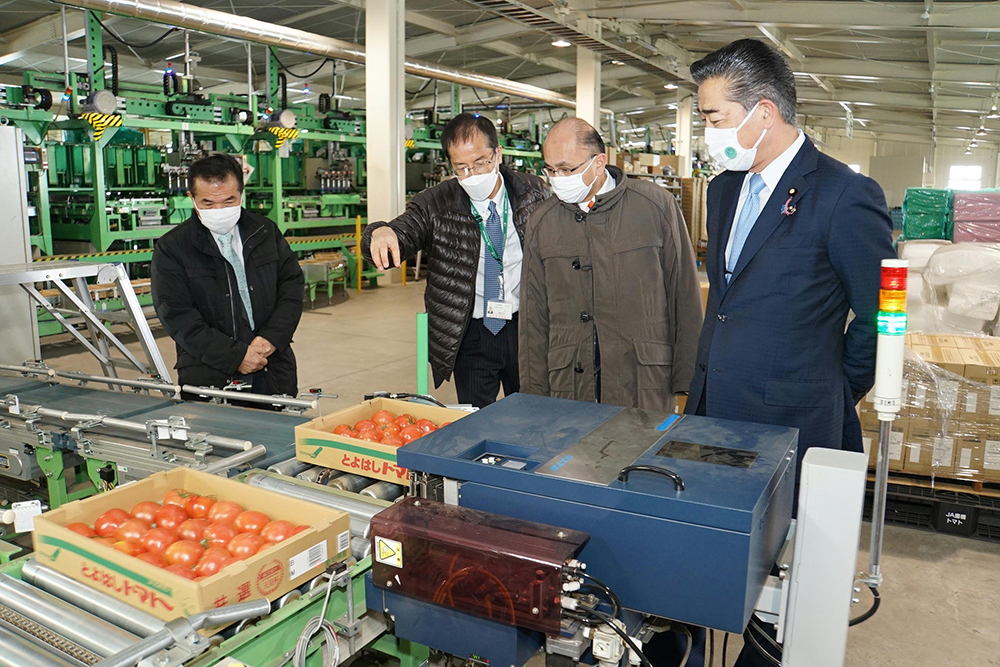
[781,187,797,216]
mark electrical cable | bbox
[579,572,622,619]
[744,626,781,667]
[722,633,729,667]
[293,572,341,667]
[89,11,178,49]
[679,625,692,667]
[708,629,714,667]
[848,586,881,626]
[271,51,331,80]
[576,606,653,667]
[405,78,432,97]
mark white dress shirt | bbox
[579,169,616,212]
[471,175,522,318]
[211,225,244,267]
[724,130,806,266]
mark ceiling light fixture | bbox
[663,83,678,90]
[966,148,973,155]
[970,139,979,148]
[977,126,987,136]
[611,60,624,65]
[551,39,572,48]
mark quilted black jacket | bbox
[362,165,549,385]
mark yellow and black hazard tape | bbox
[80,112,123,142]
[35,248,151,262]
[267,126,299,148]
[404,139,416,149]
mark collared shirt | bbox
[725,130,806,265]
[211,226,244,267]
[579,169,616,212]
[471,175,523,318]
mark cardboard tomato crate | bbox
[295,398,469,484]
[32,468,351,623]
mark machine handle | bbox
[616,465,685,491]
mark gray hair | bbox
[690,39,797,126]
[550,117,606,156]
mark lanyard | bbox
[470,192,509,264]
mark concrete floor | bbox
[41,281,1000,667]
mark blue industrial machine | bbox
[367,393,799,666]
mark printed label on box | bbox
[289,541,328,580]
[337,530,350,556]
[966,391,979,414]
[990,387,1000,417]
[939,380,959,411]
[889,432,904,461]
[912,385,928,409]
[336,453,409,480]
[933,437,955,468]
[909,442,922,464]
[985,440,1000,470]
[960,448,973,469]
[374,536,403,568]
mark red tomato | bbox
[195,547,232,578]
[354,419,376,432]
[164,564,197,580]
[207,501,243,524]
[381,435,404,447]
[371,410,395,426]
[115,518,151,542]
[234,511,271,535]
[394,414,415,428]
[113,539,146,557]
[228,533,265,560]
[154,504,189,531]
[379,422,401,437]
[185,495,217,520]
[357,430,381,443]
[400,425,423,443]
[332,424,355,437]
[91,537,117,548]
[136,552,167,568]
[66,523,96,538]
[94,508,131,538]
[177,519,210,542]
[130,501,161,524]
[163,488,191,507]
[291,525,310,536]
[415,419,437,434]
[141,527,178,555]
[203,522,239,549]
[261,520,295,543]
[164,540,205,567]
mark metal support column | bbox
[84,9,104,92]
[451,83,462,117]
[366,0,406,230]
[676,91,694,177]
[574,19,601,128]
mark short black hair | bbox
[440,112,498,160]
[189,153,244,194]
[690,39,797,126]
[552,117,606,156]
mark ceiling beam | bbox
[0,11,86,66]
[405,19,530,58]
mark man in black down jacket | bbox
[151,153,304,400]
[362,113,548,407]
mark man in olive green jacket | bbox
[519,118,703,412]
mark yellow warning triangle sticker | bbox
[378,539,396,561]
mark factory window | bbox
[949,165,982,190]
[848,164,862,174]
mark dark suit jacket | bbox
[687,138,894,464]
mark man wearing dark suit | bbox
[646,39,895,667]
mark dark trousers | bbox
[452,315,519,409]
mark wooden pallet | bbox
[868,470,1000,499]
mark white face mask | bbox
[548,155,599,204]
[195,204,242,235]
[457,152,500,202]
[704,102,767,172]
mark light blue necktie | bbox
[483,200,506,335]
[726,173,767,283]
[217,232,255,330]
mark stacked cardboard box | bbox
[681,177,709,244]
[861,333,1000,483]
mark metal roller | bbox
[326,473,371,494]
[244,471,384,538]
[295,467,325,483]
[0,625,82,667]
[267,457,312,477]
[0,574,140,658]
[351,536,371,561]
[21,560,164,638]
[198,444,266,475]
[359,481,405,502]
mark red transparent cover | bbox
[370,497,588,634]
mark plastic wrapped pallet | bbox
[901,212,950,240]
[953,220,1000,244]
[901,188,952,241]
[924,243,1000,334]
[952,190,1000,222]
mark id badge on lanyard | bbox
[476,194,513,321]
[486,271,513,320]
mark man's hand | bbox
[249,336,276,358]
[238,348,268,375]
[370,227,401,270]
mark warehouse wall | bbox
[931,143,999,191]
[819,134,877,175]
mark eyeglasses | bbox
[543,155,597,178]
[452,152,497,178]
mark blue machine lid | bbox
[398,394,797,534]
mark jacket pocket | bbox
[634,340,674,410]
[763,379,832,407]
[547,344,577,397]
